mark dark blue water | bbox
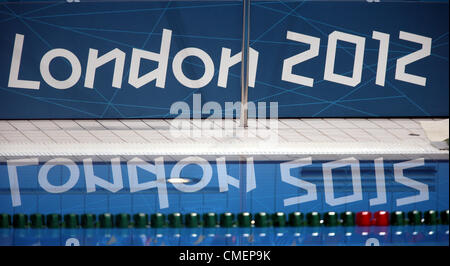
[0,225,448,246]
[1,159,448,245]
[1,160,448,215]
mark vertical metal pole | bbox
[240,0,250,128]
[239,0,250,213]
[239,156,247,212]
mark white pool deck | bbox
[0,118,448,162]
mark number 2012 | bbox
[282,30,432,87]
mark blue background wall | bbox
[0,0,448,118]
